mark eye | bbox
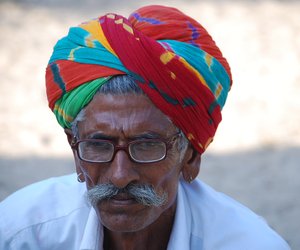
[86,141,112,151]
[134,141,162,151]
[130,140,167,162]
[78,140,114,162]
[79,141,113,156]
[131,141,166,155]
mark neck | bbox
[103,203,176,250]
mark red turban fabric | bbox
[46,5,232,154]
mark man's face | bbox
[76,93,186,233]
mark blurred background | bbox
[0,0,299,248]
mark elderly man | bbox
[0,5,290,250]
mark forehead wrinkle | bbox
[79,94,177,138]
[85,111,174,139]
[113,109,173,137]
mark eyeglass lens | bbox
[78,140,167,163]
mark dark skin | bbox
[65,94,201,250]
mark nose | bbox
[108,150,139,188]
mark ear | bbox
[64,128,85,182]
[181,146,201,183]
[64,128,74,146]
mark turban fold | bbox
[46,5,232,154]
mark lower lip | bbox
[109,198,137,206]
[99,199,147,214]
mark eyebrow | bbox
[129,132,162,140]
[87,133,115,140]
[87,131,163,141]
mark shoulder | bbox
[0,174,90,249]
[179,179,290,249]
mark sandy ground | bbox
[0,0,299,248]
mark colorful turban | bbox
[46,5,232,154]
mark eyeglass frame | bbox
[70,131,181,164]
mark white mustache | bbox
[87,183,167,207]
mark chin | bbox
[97,202,162,233]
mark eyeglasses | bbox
[71,132,180,164]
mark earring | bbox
[77,173,84,183]
[184,173,193,183]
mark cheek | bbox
[146,160,183,199]
[81,163,110,186]
[158,155,183,182]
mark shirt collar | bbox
[80,207,103,250]
[167,179,193,250]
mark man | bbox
[0,5,290,250]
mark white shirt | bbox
[0,174,290,250]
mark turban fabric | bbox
[46,5,232,154]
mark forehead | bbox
[78,93,176,137]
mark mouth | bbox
[109,193,138,206]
